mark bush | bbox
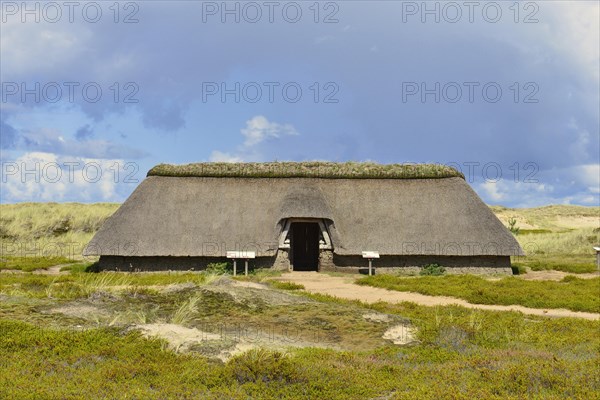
[508,217,520,235]
[205,262,231,275]
[420,263,445,276]
[511,265,527,275]
[561,275,579,283]
[227,349,307,384]
[269,281,305,290]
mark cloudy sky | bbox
[1,0,598,207]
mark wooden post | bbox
[227,251,255,276]
[362,251,379,276]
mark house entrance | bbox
[290,222,320,271]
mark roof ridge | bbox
[147,162,465,180]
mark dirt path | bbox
[273,272,600,320]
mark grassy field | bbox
[0,202,119,263]
[0,202,599,398]
[1,271,599,399]
[492,205,599,273]
[0,255,76,272]
[356,274,600,313]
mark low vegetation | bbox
[1,288,598,399]
[148,161,465,180]
[493,205,599,273]
[268,281,305,290]
[0,202,119,259]
[0,202,598,397]
[420,263,446,276]
[513,254,598,274]
[356,274,600,313]
[0,255,75,271]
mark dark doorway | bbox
[291,222,320,271]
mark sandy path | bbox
[273,272,600,320]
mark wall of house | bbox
[321,254,513,275]
[98,255,275,272]
[99,252,513,275]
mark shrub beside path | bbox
[273,272,600,320]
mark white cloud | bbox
[210,116,299,162]
[550,2,600,84]
[209,151,243,163]
[480,181,505,202]
[1,19,92,76]
[1,152,136,202]
[241,116,298,147]
[476,164,600,207]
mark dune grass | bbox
[0,202,119,260]
[492,205,599,273]
[268,281,305,291]
[0,272,218,300]
[513,254,598,274]
[356,274,600,313]
[1,203,598,397]
[1,299,598,399]
[512,225,598,273]
[0,255,76,271]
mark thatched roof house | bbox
[85,162,523,274]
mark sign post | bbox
[362,251,380,276]
[227,251,256,276]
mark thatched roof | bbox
[85,166,523,258]
[148,162,464,180]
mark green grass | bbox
[0,202,119,258]
[515,228,599,257]
[491,205,599,274]
[148,161,464,180]
[59,262,97,273]
[1,270,599,398]
[518,229,554,235]
[1,303,598,399]
[0,272,220,299]
[0,256,75,271]
[268,281,305,290]
[356,274,600,313]
[513,254,598,274]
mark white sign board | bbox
[362,251,380,259]
[227,251,256,259]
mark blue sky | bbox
[1,0,598,207]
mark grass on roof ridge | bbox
[147,162,464,180]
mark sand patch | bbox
[49,304,111,320]
[135,322,338,362]
[383,324,418,345]
[136,323,221,351]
